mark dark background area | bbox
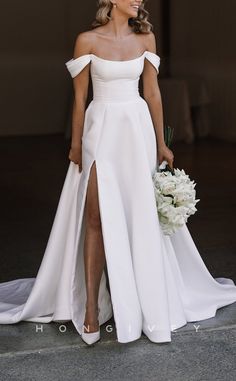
[0,0,235,140]
[0,1,236,282]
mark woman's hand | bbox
[68,144,83,173]
[157,143,174,170]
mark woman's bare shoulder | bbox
[73,30,98,57]
[139,31,157,53]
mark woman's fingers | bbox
[168,149,174,169]
[169,157,174,169]
[158,147,174,169]
[68,147,83,172]
[169,155,174,167]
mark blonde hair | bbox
[91,0,153,34]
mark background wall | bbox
[0,0,161,136]
[0,1,70,135]
[0,1,235,140]
[169,0,236,141]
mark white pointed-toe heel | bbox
[81,306,101,345]
[81,325,100,345]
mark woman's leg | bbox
[83,161,106,332]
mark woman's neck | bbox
[107,11,132,39]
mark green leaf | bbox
[164,125,174,148]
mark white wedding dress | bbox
[0,51,236,344]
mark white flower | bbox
[152,165,200,236]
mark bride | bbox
[0,0,236,346]
[68,0,174,344]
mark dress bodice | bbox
[65,51,160,102]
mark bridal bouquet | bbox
[152,126,200,236]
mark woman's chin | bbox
[130,11,138,18]
[125,10,139,18]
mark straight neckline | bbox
[69,51,160,65]
[91,51,147,63]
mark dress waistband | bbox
[92,79,140,102]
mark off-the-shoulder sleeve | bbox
[65,54,91,78]
[144,51,161,73]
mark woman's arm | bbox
[71,33,91,148]
[68,32,92,171]
[142,33,174,169]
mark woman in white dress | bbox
[68,0,175,344]
[0,0,236,346]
